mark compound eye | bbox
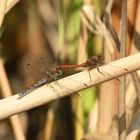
[98,55,104,61]
[57,70,62,76]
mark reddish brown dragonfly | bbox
[55,55,106,82]
[19,55,124,99]
[18,55,103,99]
[55,55,127,81]
[56,55,105,80]
[56,55,104,71]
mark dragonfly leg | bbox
[46,83,55,92]
[97,67,106,76]
[97,67,120,81]
[87,69,92,82]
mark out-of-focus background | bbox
[0,0,140,140]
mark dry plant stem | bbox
[0,0,20,28]
[44,108,54,140]
[0,58,25,140]
[0,0,23,139]
[104,0,120,52]
[5,0,20,14]
[126,0,138,55]
[75,5,89,139]
[131,72,140,103]
[82,5,117,55]
[118,0,127,140]
[0,0,7,28]
[0,53,139,120]
[106,0,113,13]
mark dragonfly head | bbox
[56,70,62,76]
[97,55,105,65]
[45,70,62,81]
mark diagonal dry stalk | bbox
[0,1,23,140]
[0,53,139,120]
[0,0,20,28]
[5,0,20,13]
[118,0,127,140]
[0,0,7,27]
[81,4,119,55]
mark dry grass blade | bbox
[0,0,19,29]
[81,4,118,55]
[127,109,140,135]
[126,72,140,139]
[104,0,120,52]
[5,0,20,14]
[0,0,7,28]
[0,0,20,28]
[0,0,23,140]
[118,0,127,140]
[0,53,139,120]
[131,72,140,103]
[0,58,25,140]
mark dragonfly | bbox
[55,55,128,81]
[55,55,106,80]
[18,56,103,99]
[55,55,105,82]
[56,55,104,71]
[18,55,127,99]
[18,67,62,99]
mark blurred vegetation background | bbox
[0,0,139,140]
